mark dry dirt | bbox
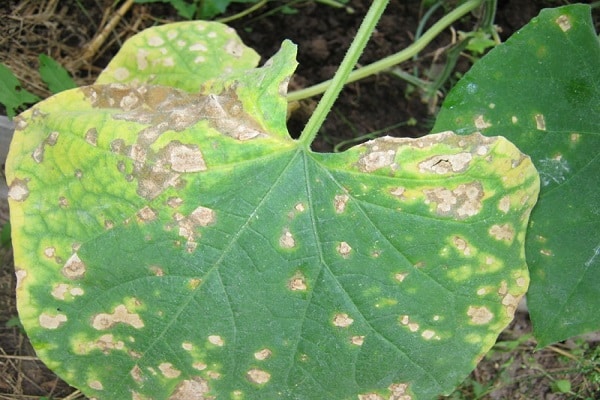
[1,0,599,399]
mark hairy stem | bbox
[288,0,484,102]
[298,0,389,148]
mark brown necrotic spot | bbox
[467,306,493,324]
[137,206,157,222]
[168,377,212,400]
[334,194,349,213]
[85,128,98,146]
[333,313,354,328]
[424,181,483,219]
[254,348,272,361]
[246,369,271,385]
[92,304,144,330]
[288,272,307,291]
[159,362,181,379]
[8,178,30,202]
[489,224,514,241]
[418,152,472,174]
[337,242,352,258]
[39,313,67,329]
[62,253,86,279]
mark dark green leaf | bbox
[0,63,40,118]
[38,54,77,94]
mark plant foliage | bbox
[5,19,539,399]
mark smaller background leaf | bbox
[38,54,77,94]
[0,63,40,118]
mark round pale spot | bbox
[333,313,354,328]
[148,36,165,46]
[39,313,67,329]
[421,329,436,340]
[288,273,307,291]
[334,194,349,213]
[246,368,271,384]
[279,230,295,249]
[208,335,224,346]
[159,362,181,378]
[474,114,491,129]
[489,224,514,241]
[351,335,365,346]
[62,253,86,279]
[556,15,571,32]
[337,241,352,257]
[254,348,272,360]
[182,342,193,351]
[193,362,207,371]
[89,380,104,390]
[8,178,29,201]
[394,272,408,282]
[467,306,494,324]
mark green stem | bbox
[217,0,268,23]
[298,0,389,148]
[288,0,484,102]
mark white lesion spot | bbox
[148,35,165,47]
[92,304,144,330]
[39,313,67,329]
[113,67,130,81]
[294,203,306,212]
[334,194,349,213]
[467,305,494,324]
[182,342,193,351]
[390,187,405,198]
[399,315,419,332]
[535,113,546,131]
[62,253,86,279]
[137,206,157,222]
[88,380,104,390]
[351,335,365,346]
[288,272,307,291]
[474,114,492,129]
[8,178,30,202]
[421,329,437,340]
[359,393,385,400]
[358,147,396,173]
[168,377,211,399]
[556,15,571,32]
[246,368,271,384]
[279,230,296,249]
[424,181,483,219]
[452,236,472,256]
[15,270,26,289]
[167,197,184,208]
[337,241,352,258]
[394,272,408,282]
[189,42,208,52]
[254,348,272,361]
[333,313,354,328]
[498,195,510,213]
[489,224,514,241]
[208,335,224,347]
[166,142,207,173]
[418,152,472,174]
[51,283,84,300]
[159,362,181,378]
[224,39,244,57]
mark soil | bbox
[1,0,599,399]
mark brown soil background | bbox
[1,0,599,398]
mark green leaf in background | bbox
[433,4,599,347]
[38,54,77,94]
[96,20,260,91]
[0,63,41,118]
[6,21,539,399]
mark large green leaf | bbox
[7,22,539,399]
[433,4,599,347]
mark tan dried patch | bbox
[294,202,306,212]
[334,194,349,213]
[556,15,571,32]
[15,270,26,289]
[190,206,216,226]
[535,113,546,131]
[288,272,307,291]
[159,362,181,378]
[130,365,143,383]
[246,368,271,385]
[489,224,514,241]
[474,114,492,129]
[498,195,510,213]
[279,230,295,249]
[168,377,213,400]
[358,148,396,172]
[390,187,405,198]
[8,178,30,202]
[137,206,157,222]
[399,315,419,332]
[182,342,193,351]
[358,394,385,400]
[424,181,483,219]
[193,362,208,371]
[167,197,184,208]
[394,273,408,282]
[167,142,207,173]
[85,128,98,146]
[351,335,365,346]
[39,313,67,329]
[62,253,87,279]
[88,380,103,390]
[421,330,437,340]
[208,335,224,346]
[467,306,494,324]
[92,304,144,330]
[418,152,472,174]
[452,236,471,256]
[337,241,352,258]
[51,283,84,300]
[333,313,354,328]
[254,348,272,361]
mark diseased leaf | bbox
[433,4,600,347]
[96,20,260,92]
[7,22,539,399]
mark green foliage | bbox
[134,0,260,19]
[38,54,77,94]
[433,4,600,348]
[0,63,41,118]
[6,19,539,400]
